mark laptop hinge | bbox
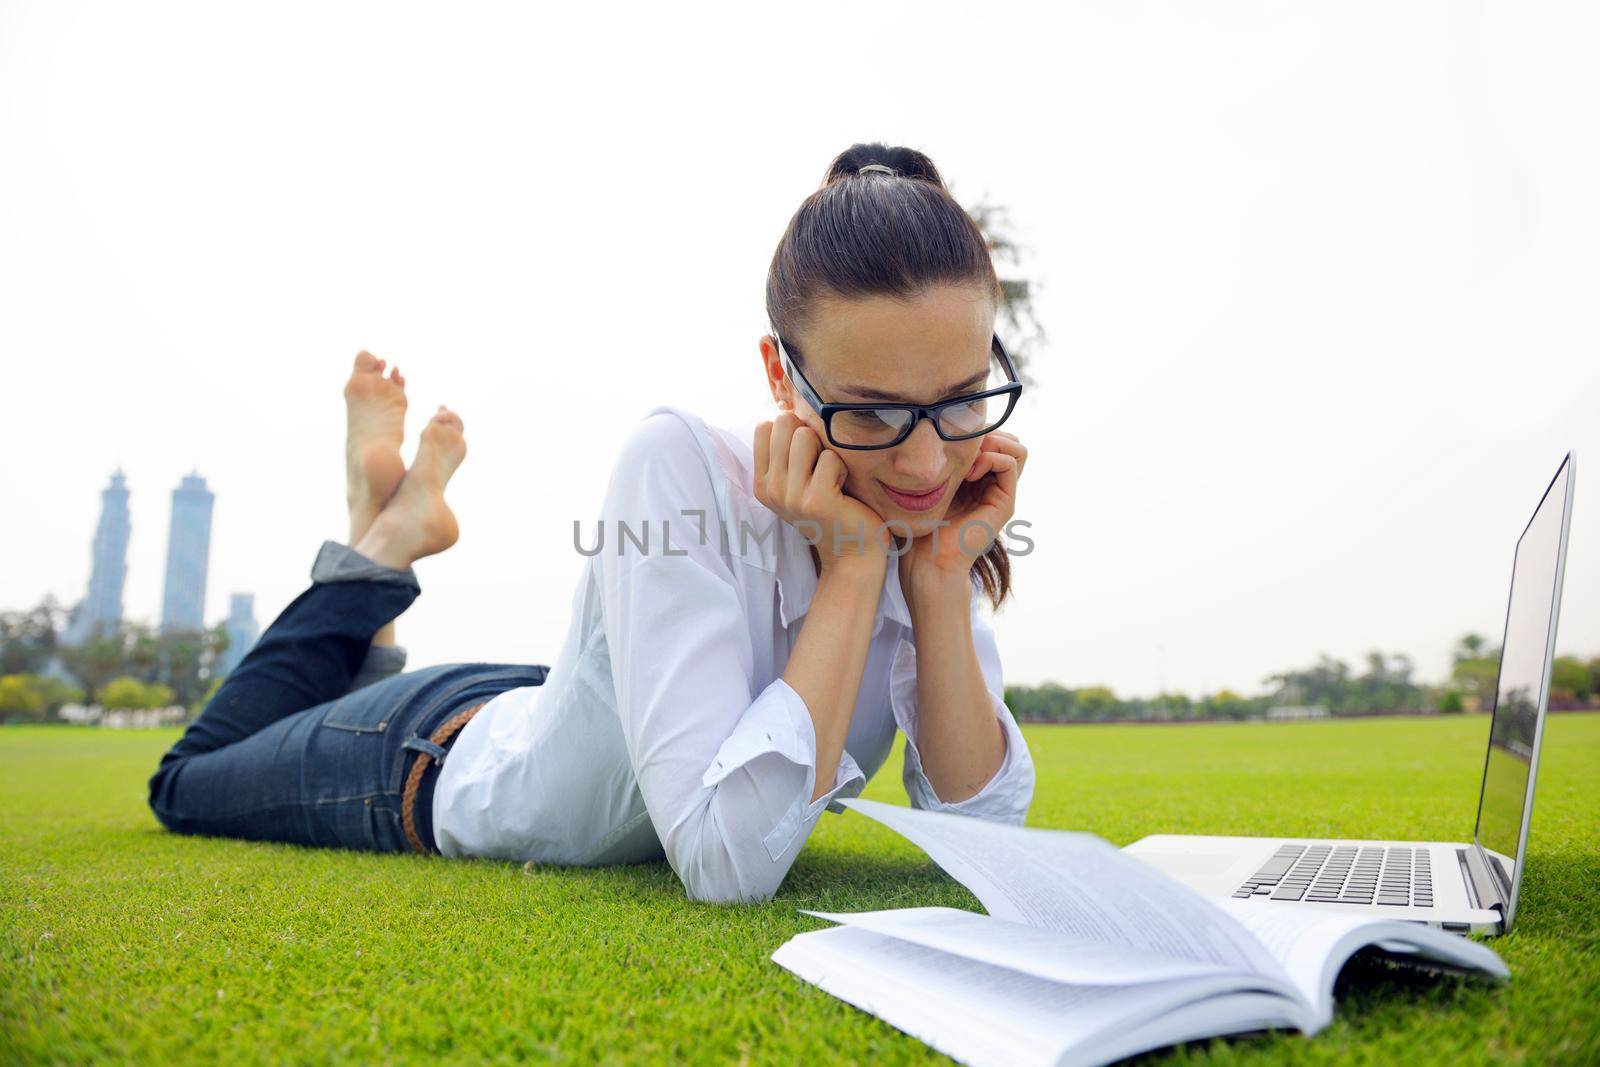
[1460,844,1507,913]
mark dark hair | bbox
[764,141,1015,611]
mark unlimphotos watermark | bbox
[572,510,1034,559]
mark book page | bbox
[772,924,1300,1067]
[1211,898,1383,1013]
[800,906,1253,987]
[1212,896,1510,1026]
[838,798,1284,978]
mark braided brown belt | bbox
[401,699,489,855]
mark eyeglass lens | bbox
[828,354,1011,447]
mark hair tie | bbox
[857,163,897,177]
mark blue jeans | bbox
[147,541,549,854]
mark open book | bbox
[772,798,1508,1067]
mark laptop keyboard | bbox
[1232,843,1434,907]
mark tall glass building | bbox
[218,593,259,677]
[63,470,133,644]
[160,472,215,633]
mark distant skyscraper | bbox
[63,470,133,645]
[160,472,215,632]
[218,593,259,677]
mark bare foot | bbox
[354,407,468,569]
[344,351,408,543]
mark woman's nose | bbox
[891,418,949,478]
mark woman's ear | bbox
[761,334,793,410]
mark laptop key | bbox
[1271,887,1306,900]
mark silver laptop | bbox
[1124,452,1576,936]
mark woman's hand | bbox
[754,412,892,574]
[900,430,1027,596]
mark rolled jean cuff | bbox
[311,540,421,593]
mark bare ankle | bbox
[348,507,378,549]
[352,518,417,572]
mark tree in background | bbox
[56,630,128,704]
[1201,689,1256,720]
[150,626,230,707]
[1354,651,1425,713]
[1549,656,1592,708]
[1259,651,1426,714]
[1153,691,1195,722]
[0,675,46,721]
[0,596,234,707]
[1451,633,1501,710]
[965,196,1046,391]
[0,674,88,723]
[1002,684,1136,724]
[98,676,176,711]
[1264,654,1351,712]
[50,616,228,707]
[0,598,66,675]
[1075,686,1119,721]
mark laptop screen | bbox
[1472,454,1573,887]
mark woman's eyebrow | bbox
[837,367,990,403]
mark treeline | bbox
[0,597,229,723]
[1002,637,1600,724]
[6,594,1600,727]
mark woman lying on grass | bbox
[147,141,1037,903]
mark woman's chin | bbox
[879,505,951,537]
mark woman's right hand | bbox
[753,412,892,574]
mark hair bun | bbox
[822,142,945,189]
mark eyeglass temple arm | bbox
[991,333,1019,381]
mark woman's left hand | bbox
[898,430,1026,595]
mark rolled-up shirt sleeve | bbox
[889,589,1035,824]
[597,414,865,905]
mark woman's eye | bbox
[940,400,988,431]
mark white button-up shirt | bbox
[431,404,1035,903]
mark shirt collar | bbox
[660,407,914,639]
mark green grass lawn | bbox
[3,714,1598,1065]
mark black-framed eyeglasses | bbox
[773,329,1023,451]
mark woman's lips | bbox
[880,479,948,512]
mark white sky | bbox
[3,1,1595,697]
